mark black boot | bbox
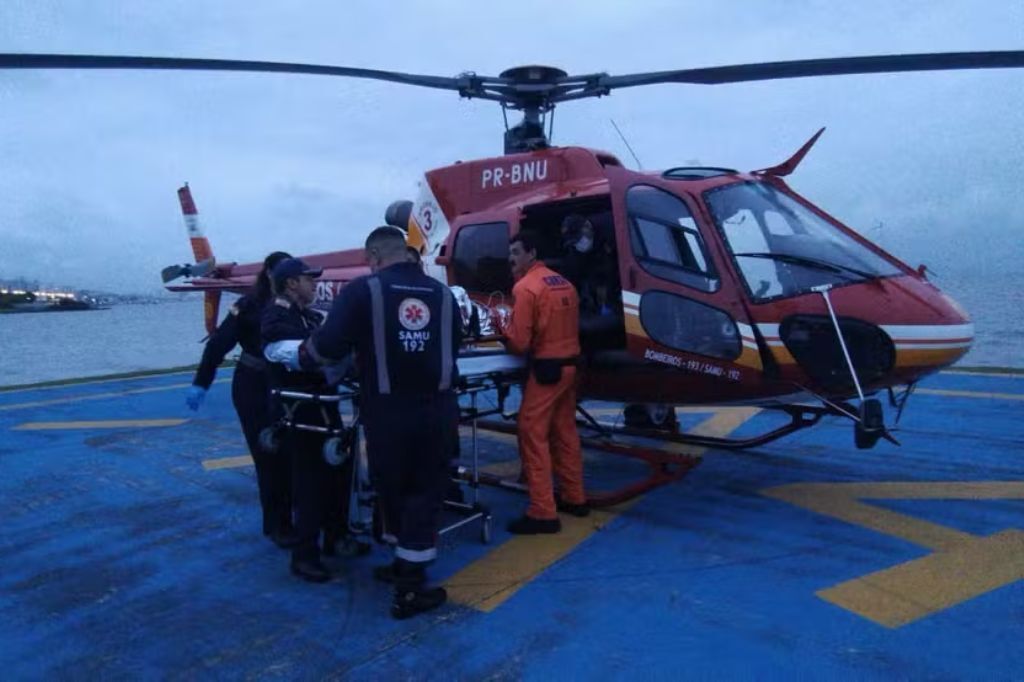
[391,559,446,620]
[556,499,591,518]
[290,549,332,584]
[290,559,331,583]
[506,515,561,534]
[325,533,372,559]
[338,537,373,558]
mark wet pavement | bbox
[1,369,1022,679]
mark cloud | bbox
[0,1,1021,292]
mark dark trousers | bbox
[286,410,351,562]
[231,365,291,534]
[362,392,458,564]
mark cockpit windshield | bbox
[704,181,902,301]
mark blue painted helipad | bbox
[0,369,1022,679]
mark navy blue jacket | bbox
[261,297,326,390]
[193,293,267,389]
[311,262,461,399]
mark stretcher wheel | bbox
[258,426,282,455]
[322,437,351,467]
[480,515,492,544]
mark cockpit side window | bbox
[626,185,718,293]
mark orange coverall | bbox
[503,261,586,520]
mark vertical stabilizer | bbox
[176,183,221,333]
[177,183,215,264]
[203,290,222,335]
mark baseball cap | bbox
[271,258,323,286]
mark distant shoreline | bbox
[0,306,109,314]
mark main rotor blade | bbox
[0,53,488,92]
[5,51,1022,110]
[596,51,1024,90]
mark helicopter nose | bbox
[766,280,973,393]
[878,286,974,374]
[779,316,896,393]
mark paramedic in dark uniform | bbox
[186,250,297,548]
[302,226,460,619]
[262,257,350,583]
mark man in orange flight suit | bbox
[500,230,589,534]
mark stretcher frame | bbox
[268,384,494,547]
[449,351,704,508]
[268,347,711,542]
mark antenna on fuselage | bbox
[610,118,643,169]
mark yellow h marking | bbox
[764,481,1024,627]
[819,530,1024,628]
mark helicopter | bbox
[3,50,1021,452]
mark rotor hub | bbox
[498,65,568,85]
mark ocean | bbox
[0,281,1019,388]
[0,300,210,387]
[938,273,1022,370]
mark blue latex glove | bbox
[185,385,207,411]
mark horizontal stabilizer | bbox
[160,264,185,283]
[160,258,215,283]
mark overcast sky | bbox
[0,1,1021,293]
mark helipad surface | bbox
[1,369,1022,679]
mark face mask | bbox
[575,236,593,253]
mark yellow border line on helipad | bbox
[202,455,255,471]
[13,418,189,430]
[0,378,230,412]
[917,388,1024,401]
[445,407,760,612]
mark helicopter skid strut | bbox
[472,418,702,508]
[578,405,827,451]
[467,402,832,506]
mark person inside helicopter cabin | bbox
[560,213,614,316]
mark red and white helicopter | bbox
[4,51,1020,459]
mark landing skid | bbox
[450,352,837,507]
[575,404,827,450]
[472,418,701,508]
[469,404,831,508]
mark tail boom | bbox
[177,183,215,264]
